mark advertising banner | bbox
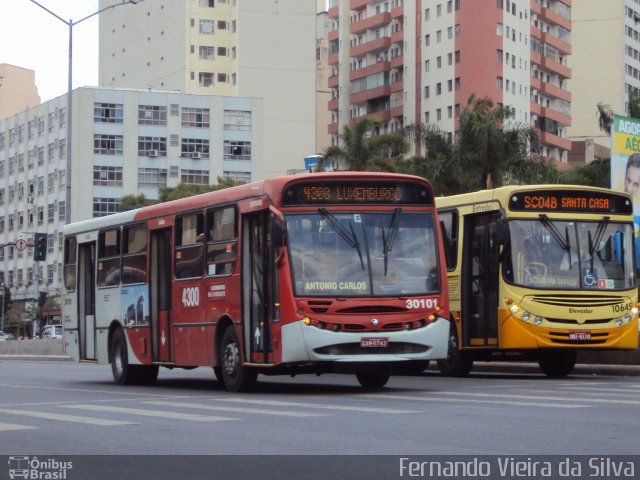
[611,114,640,268]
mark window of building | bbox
[224,110,251,130]
[217,73,227,83]
[217,21,227,30]
[181,138,210,157]
[94,135,124,155]
[199,0,214,6]
[182,107,210,128]
[93,166,123,186]
[223,141,251,160]
[94,103,123,123]
[138,136,167,156]
[138,168,168,189]
[199,19,214,34]
[93,198,121,217]
[138,105,167,125]
[181,169,209,185]
[199,46,215,60]
[199,72,214,87]
[217,47,227,56]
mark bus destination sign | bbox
[509,191,632,214]
[283,181,433,206]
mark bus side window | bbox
[122,224,148,284]
[97,228,121,287]
[175,213,205,279]
[63,236,77,291]
[206,206,237,276]
[438,210,458,270]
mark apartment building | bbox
[98,0,317,176]
[327,0,572,163]
[0,87,261,303]
[0,64,40,120]
[568,0,640,156]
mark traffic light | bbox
[33,233,47,262]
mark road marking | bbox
[210,397,421,414]
[0,421,37,431]
[554,387,640,396]
[0,383,173,398]
[0,408,137,426]
[60,404,236,422]
[147,401,328,417]
[427,391,640,405]
[361,394,589,409]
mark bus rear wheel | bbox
[356,367,391,388]
[110,328,158,386]
[437,325,473,377]
[220,327,257,392]
[538,350,577,378]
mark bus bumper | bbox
[280,317,450,363]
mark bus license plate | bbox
[361,337,389,348]
[569,332,591,341]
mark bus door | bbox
[241,210,279,364]
[77,242,96,360]
[461,212,501,347]
[149,228,172,363]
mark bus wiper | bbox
[318,208,364,270]
[589,217,610,257]
[382,208,402,276]
[539,214,569,251]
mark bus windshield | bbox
[507,218,636,290]
[286,211,440,297]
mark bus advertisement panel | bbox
[437,185,638,378]
[62,173,450,391]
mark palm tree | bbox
[457,95,535,189]
[320,116,409,171]
[597,87,640,135]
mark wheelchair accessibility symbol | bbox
[583,269,597,286]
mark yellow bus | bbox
[436,185,639,377]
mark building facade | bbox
[568,0,640,154]
[327,0,572,162]
[0,64,41,121]
[0,87,261,304]
[98,0,317,175]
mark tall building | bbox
[327,0,572,163]
[0,64,40,120]
[0,87,261,304]
[568,0,640,156]
[98,0,317,176]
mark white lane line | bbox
[426,390,640,405]
[0,383,173,397]
[59,404,236,422]
[0,422,37,431]
[210,397,422,414]
[0,408,138,426]
[361,393,589,409]
[147,401,328,417]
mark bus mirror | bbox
[494,219,507,245]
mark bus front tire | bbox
[356,367,391,388]
[110,328,158,386]
[538,350,577,378]
[437,326,473,377]
[220,327,257,392]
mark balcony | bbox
[350,0,369,9]
[328,29,339,42]
[350,85,391,104]
[540,56,571,79]
[351,36,391,57]
[328,75,339,88]
[328,122,339,135]
[541,7,571,31]
[390,105,404,119]
[350,12,391,34]
[541,32,571,55]
[391,5,403,18]
[350,61,390,81]
[391,28,404,43]
[390,79,404,93]
[368,110,392,123]
[328,98,339,111]
[329,52,339,66]
[541,106,571,127]
[540,82,571,103]
[530,102,542,116]
[539,130,572,151]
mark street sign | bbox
[15,239,27,251]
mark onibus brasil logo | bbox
[8,456,73,479]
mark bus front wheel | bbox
[110,328,158,386]
[356,367,391,388]
[538,350,577,378]
[437,325,473,377]
[220,327,257,392]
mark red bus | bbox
[62,172,450,391]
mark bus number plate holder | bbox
[361,337,389,348]
[569,332,591,341]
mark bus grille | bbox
[313,342,428,355]
[336,306,408,314]
[530,295,623,307]
[546,318,614,325]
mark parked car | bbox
[0,330,9,341]
[39,325,63,339]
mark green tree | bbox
[118,193,156,212]
[596,87,640,135]
[320,116,409,171]
[158,177,245,202]
[558,158,611,188]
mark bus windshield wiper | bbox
[587,217,610,271]
[382,208,402,276]
[318,208,364,270]
[539,214,569,251]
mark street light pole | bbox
[0,283,5,333]
[29,0,143,225]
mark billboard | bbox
[611,114,640,268]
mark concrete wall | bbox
[0,339,65,356]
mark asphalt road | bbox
[1,359,639,459]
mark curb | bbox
[427,361,640,376]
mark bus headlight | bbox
[534,317,543,326]
[521,311,530,322]
[624,313,632,323]
[615,318,624,327]
[631,306,639,316]
[510,304,519,314]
